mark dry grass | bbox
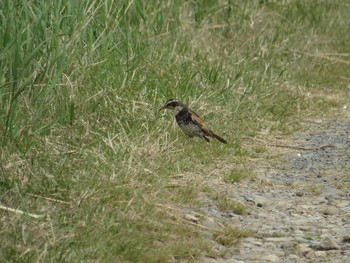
[1,0,350,262]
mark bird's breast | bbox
[178,122,201,136]
[174,108,202,136]
[175,109,190,125]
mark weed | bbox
[215,227,252,247]
[0,0,349,261]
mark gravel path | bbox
[203,111,350,262]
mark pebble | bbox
[295,191,304,197]
[298,244,312,255]
[261,255,279,262]
[315,251,327,257]
[305,250,316,258]
[323,186,346,199]
[320,205,340,215]
[336,201,350,208]
[184,214,199,223]
[342,235,350,243]
[341,206,350,213]
[287,254,299,260]
[311,235,340,250]
[198,117,350,262]
[264,237,292,242]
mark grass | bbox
[223,167,251,184]
[208,191,248,215]
[1,0,350,262]
[307,185,323,195]
[214,226,252,247]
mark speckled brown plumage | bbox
[160,99,227,144]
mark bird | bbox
[160,99,227,144]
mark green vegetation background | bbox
[1,1,349,262]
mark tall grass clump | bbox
[1,0,349,262]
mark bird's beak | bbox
[159,105,166,111]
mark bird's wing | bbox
[189,108,228,144]
[189,108,212,136]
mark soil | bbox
[202,107,350,262]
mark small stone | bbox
[295,191,304,197]
[243,195,255,203]
[298,244,312,255]
[261,254,279,262]
[321,206,339,216]
[312,196,327,205]
[323,187,345,199]
[299,226,310,232]
[305,250,315,258]
[299,204,313,210]
[336,201,350,208]
[253,196,269,206]
[342,235,350,243]
[184,214,199,223]
[342,207,350,213]
[320,229,329,235]
[287,254,299,260]
[294,230,304,235]
[253,241,263,246]
[281,242,298,255]
[265,237,292,242]
[315,251,327,257]
[311,235,340,250]
[201,256,241,263]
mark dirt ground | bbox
[202,106,350,262]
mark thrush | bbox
[160,99,227,144]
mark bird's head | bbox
[160,99,186,112]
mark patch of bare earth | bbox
[196,107,350,262]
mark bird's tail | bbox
[210,131,227,144]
